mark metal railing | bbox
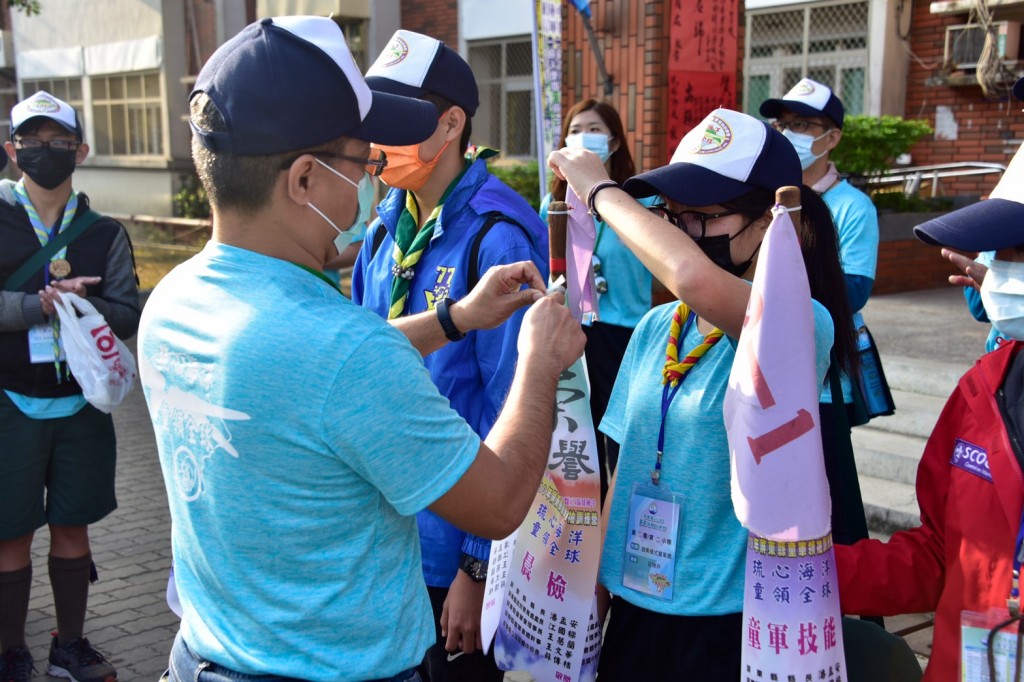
[862,162,1006,197]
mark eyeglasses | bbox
[14,138,80,152]
[279,147,388,176]
[769,120,830,135]
[647,205,738,239]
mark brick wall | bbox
[902,0,1023,199]
[563,1,672,172]
[874,213,975,294]
[400,0,458,47]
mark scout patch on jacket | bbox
[424,265,456,310]
[950,438,993,483]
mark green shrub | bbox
[173,174,211,219]
[831,115,932,179]
[490,160,542,212]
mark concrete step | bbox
[859,473,920,536]
[852,427,925,486]
[880,354,968,400]
[865,388,946,439]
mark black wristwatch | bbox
[436,297,466,342]
[458,552,488,582]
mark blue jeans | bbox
[165,632,422,682]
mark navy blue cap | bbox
[1014,76,1024,101]
[623,109,802,206]
[365,30,479,117]
[915,141,1024,251]
[760,78,845,129]
[190,16,438,156]
[914,199,1024,251]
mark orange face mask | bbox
[373,112,454,192]
[373,138,452,192]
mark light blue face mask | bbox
[565,132,613,163]
[309,159,374,254]
[981,259,1024,340]
[782,128,831,170]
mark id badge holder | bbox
[622,482,684,601]
[28,324,64,364]
[961,608,1021,681]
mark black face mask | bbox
[16,146,77,190]
[694,218,760,278]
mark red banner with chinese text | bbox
[667,0,739,157]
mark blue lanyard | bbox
[652,312,696,486]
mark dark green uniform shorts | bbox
[0,390,117,540]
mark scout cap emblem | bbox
[691,115,733,155]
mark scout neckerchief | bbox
[386,163,468,320]
[652,302,724,485]
[15,180,79,381]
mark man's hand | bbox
[440,569,486,654]
[449,261,546,333]
[38,276,102,317]
[517,293,587,373]
[942,248,987,291]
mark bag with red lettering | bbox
[52,292,136,413]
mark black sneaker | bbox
[46,635,116,682]
[0,646,34,682]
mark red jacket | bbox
[836,341,1024,682]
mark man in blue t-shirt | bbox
[352,31,548,682]
[139,17,584,682]
[761,78,880,547]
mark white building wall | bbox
[10,0,163,50]
[8,0,206,215]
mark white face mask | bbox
[565,132,613,163]
[782,128,831,170]
[981,259,1024,340]
[308,159,373,254]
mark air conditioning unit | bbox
[945,21,1021,69]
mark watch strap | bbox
[436,297,466,342]
[459,552,488,582]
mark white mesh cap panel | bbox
[781,78,834,112]
[669,108,768,183]
[273,15,372,122]
[366,30,443,89]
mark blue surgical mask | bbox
[309,159,374,254]
[782,128,831,170]
[565,132,613,163]
[981,259,1024,340]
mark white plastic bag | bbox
[52,292,136,413]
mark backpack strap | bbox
[467,212,531,291]
[3,208,103,292]
[369,221,388,261]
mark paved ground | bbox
[23,333,175,679]
[17,285,982,679]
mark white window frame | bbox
[467,36,536,159]
[89,71,165,159]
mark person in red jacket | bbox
[836,125,1024,681]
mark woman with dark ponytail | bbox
[548,108,857,679]
[540,99,653,502]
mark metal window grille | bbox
[745,0,869,116]
[90,71,164,157]
[468,37,536,159]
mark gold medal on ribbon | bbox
[49,259,71,279]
